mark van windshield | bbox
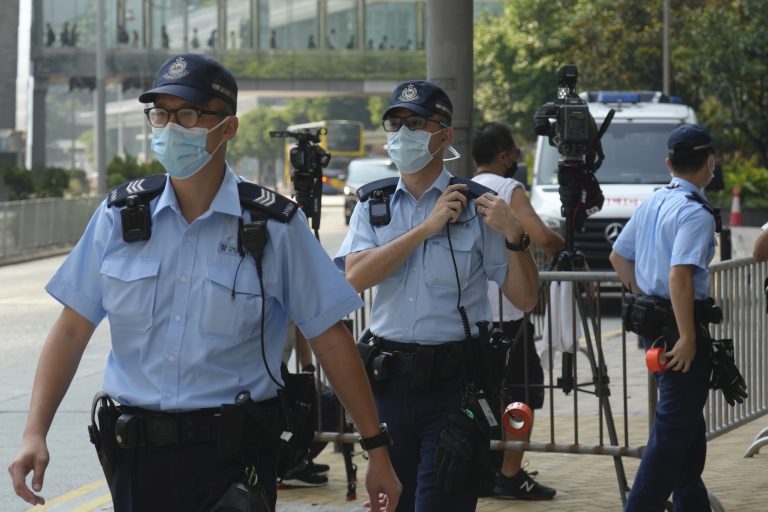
[537,122,680,185]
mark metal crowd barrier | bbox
[315,260,767,509]
[0,196,100,264]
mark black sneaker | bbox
[493,470,556,500]
[305,461,330,474]
[280,467,329,487]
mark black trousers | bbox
[112,442,276,512]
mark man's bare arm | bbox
[310,321,401,511]
[9,306,95,505]
[609,251,640,294]
[510,188,565,256]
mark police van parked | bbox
[530,91,699,274]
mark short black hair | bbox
[472,122,514,166]
[669,147,714,174]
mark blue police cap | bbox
[384,80,453,123]
[667,123,713,156]
[139,54,238,113]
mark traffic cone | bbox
[729,186,742,227]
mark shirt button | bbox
[164,393,172,399]
[408,298,414,302]
[168,355,175,363]
[175,315,181,322]
[180,276,188,283]
[417,207,424,213]
[186,236,193,242]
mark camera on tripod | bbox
[269,128,331,232]
[534,65,598,161]
[533,65,614,234]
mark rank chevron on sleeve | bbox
[253,188,276,207]
[126,179,147,195]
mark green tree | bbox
[675,0,768,167]
[32,166,70,198]
[2,166,35,200]
[106,154,164,188]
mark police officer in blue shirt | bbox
[610,124,718,511]
[8,54,400,512]
[335,81,539,511]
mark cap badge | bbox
[398,84,419,103]
[163,57,190,80]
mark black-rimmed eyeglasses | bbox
[144,106,229,129]
[381,115,448,133]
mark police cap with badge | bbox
[362,80,494,226]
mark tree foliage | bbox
[474,0,768,170]
[106,154,164,188]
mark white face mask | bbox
[151,116,229,179]
[386,127,444,174]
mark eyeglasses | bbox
[382,115,448,132]
[144,106,229,129]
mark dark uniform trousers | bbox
[625,328,712,512]
[374,350,478,512]
[112,442,276,512]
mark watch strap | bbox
[505,232,530,252]
[359,423,390,450]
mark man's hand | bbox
[474,193,525,241]
[364,448,401,512]
[8,434,49,506]
[664,336,696,373]
[422,184,468,235]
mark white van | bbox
[530,91,698,272]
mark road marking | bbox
[73,493,112,511]
[27,479,106,511]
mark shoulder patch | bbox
[686,193,722,233]
[449,176,497,199]
[107,174,167,207]
[238,182,298,223]
[357,177,399,202]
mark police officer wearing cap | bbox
[610,124,719,511]
[335,81,539,511]
[8,54,401,512]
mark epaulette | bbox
[237,182,298,223]
[357,177,399,202]
[449,176,497,199]
[107,175,167,208]
[686,193,722,233]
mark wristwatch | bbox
[505,232,531,252]
[359,423,390,450]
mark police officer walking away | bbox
[472,122,561,500]
[335,81,539,511]
[610,124,721,511]
[8,54,400,512]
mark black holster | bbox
[622,294,723,340]
[88,392,122,495]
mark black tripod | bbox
[550,160,630,505]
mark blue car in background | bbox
[343,157,399,224]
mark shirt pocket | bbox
[423,228,475,289]
[100,256,161,332]
[200,264,262,342]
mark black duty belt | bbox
[116,398,280,449]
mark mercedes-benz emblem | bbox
[604,222,624,245]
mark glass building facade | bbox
[29,0,502,172]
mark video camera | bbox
[269,128,331,232]
[533,65,614,234]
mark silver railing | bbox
[0,196,100,264]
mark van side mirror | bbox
[706,162,725,192]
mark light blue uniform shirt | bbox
[612,176,716,299]
[47,165,362,411]
[334,168,509,344]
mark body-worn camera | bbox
[269,128,331,232]
[533,65,614,234]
